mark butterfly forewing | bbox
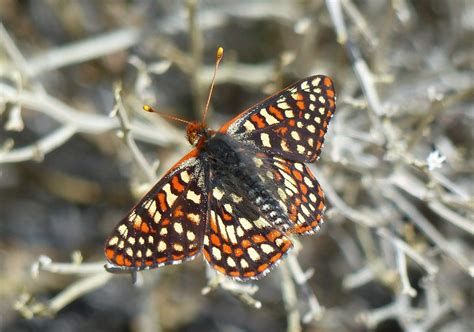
[105,150,209,269]
[220,75,335,163]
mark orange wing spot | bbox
[311,220,318,227]
[289,204,298,221]
[316,214,322,221]
[203,248,211,261]
[124,258,132,267]
[189,248,199,256]
[318,201,324,210]
[300,183,308,195]
[105,248,114,259]
[316,141,322,151]
[292,169,303,181]
[281,241,292,251]
[223,244,232,254]
[270,252,282,263]
[324,77,332,87]
[229,271,240,277]
[252,234,266,243]
[328,98,335,108]
[222,212,232,222]
[256,152,267,158]
[172,254,184,260]
[171,176,185,193]
[282,164,291,174]
[161,218,170,226]
[295,93,303,100]
[295,198,302,206]
[210,234,221,247]
[319,129,325,137]
[214,264,226,274]
[288,119,296,127]
[145,259,153,266]
[244,271,256,278]
[268,106,284,120]
[173,205,184,217]
[274,127,288,135]
[241,239,252,248]
[296,101,305,110]
[115,254,124,265]
[257,263,269,273]
[140,222,150,233]
[234,248,244,257]
[158,193,167,212]
[210,217,218,233]
[135,261,142,267]
[250,114,266,129]
[157,257,167,263]
[326,89,335,97]
[274,171,282,181]
[267,230,281,242]
[323,121,328,129]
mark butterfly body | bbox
[105,75,336,280]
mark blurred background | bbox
[0,1,473,331]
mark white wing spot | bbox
[180,171,190,183]
[297,145,306,154]
[239,217,253,230]
[261,244,274,254]
[261,133,271,147]
[174,222,183,234]
[244,120,256,131]
[227,257,236,267]
[212,247,222,260]
[158,241,167,252]
[260,108,279,125]
[284,110,294,118]
[187,230,196,241]
[247,247,261,261]
[212,187,224,200]
[108,236,119,245]
[291,131,301,141]
[118,225,128,237]
[186,190,201,204]
[163,183,178,207]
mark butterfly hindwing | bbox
[104,150,209,270]
[220,75,335,163]
[202,182,293,280]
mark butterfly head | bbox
[186,121,209,146]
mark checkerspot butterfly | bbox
[105,49,336,280]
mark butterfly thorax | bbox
[202,133,288,230]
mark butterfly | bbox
[104,70,336,280]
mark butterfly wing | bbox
[219,75,335,163]
[260,154,326,234]
[104,150,209,270]
[203,180,293,280]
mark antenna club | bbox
[143,105,153,112]
[216,47,224,60]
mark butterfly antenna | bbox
[143,105,193,126]
[202,47,224,123]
